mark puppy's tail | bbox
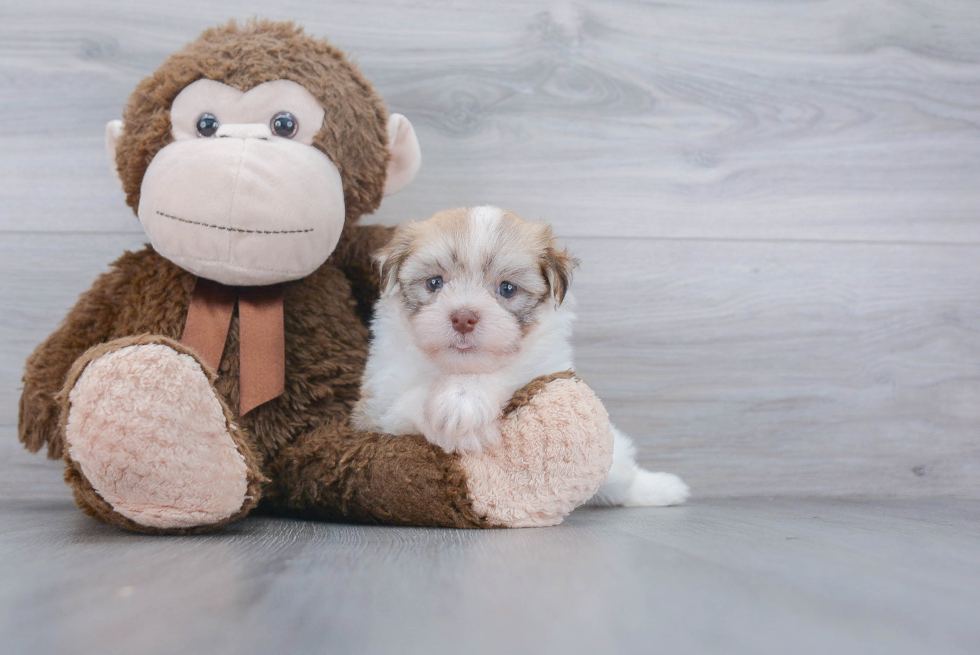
[587,426,690,507]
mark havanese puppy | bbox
[352,206,689,507]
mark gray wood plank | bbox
[0,233,148,422]
[1,491,978,655]
[3,234,978,498]
[0,429,66,501]
[571,237,980,497]
[2,0,979,241]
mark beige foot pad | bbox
[64,342,251,529]
[461,376,614,527]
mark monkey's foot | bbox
[61,336,263,533]
[461,372,614,527]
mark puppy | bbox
[353,206,689,507]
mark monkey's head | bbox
[106,20,421,286]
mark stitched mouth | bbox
[157,211,314,235]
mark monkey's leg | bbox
[266,372,613,528]
[59,336,264,534]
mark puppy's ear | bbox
[541,246,578,305]
[374,230,413,295]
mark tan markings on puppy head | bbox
[376,206,577,373]
[539,239,578,305]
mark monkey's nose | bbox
[216,123,272,140]
[450,309,479,334]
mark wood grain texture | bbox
[2,234,978,497]
[1,0,980,241]
[1,476,978,655]
[1,0,979,498]
[571,238,980,497]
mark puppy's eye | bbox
[426,276,444,292]
[498,281,517,299]
[196,113,219,137]
[271,111,298,138]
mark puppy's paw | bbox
[449,422,501,455]
[622,470,690,507]
[423,379,501,454]
[425,420,501,454]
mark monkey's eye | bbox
[426,276,444,292]
[498,281,517,299]
[196,113,219,138]
[271,112,298,138]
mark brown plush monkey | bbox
[18,20,613,534]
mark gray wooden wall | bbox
[2,0,978,498]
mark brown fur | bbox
[19,21,488,531]
[19,22,595,533]
[114,19,390,226]
[502,371,578,417]
[265,425,496,528]
[541,246,577,305]
[21,238,488,530]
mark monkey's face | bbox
[131,79,343,286]
[108,43,421,286]
[107,23,422,286]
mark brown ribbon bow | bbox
[181,278,285,415]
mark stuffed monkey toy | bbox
[18,20,613,534]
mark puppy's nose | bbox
[450,309,480,334]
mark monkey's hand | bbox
[457,372,615,527]
[422,377,502,454]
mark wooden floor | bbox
[1,439,977,655]
[1,488,977,653]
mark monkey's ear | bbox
[383,113,421,196]
[105,120,125,189]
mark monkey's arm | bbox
[333,223,395,324]
[264,373,613,528]
[19,268,125,459]
[266,422,491,528]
